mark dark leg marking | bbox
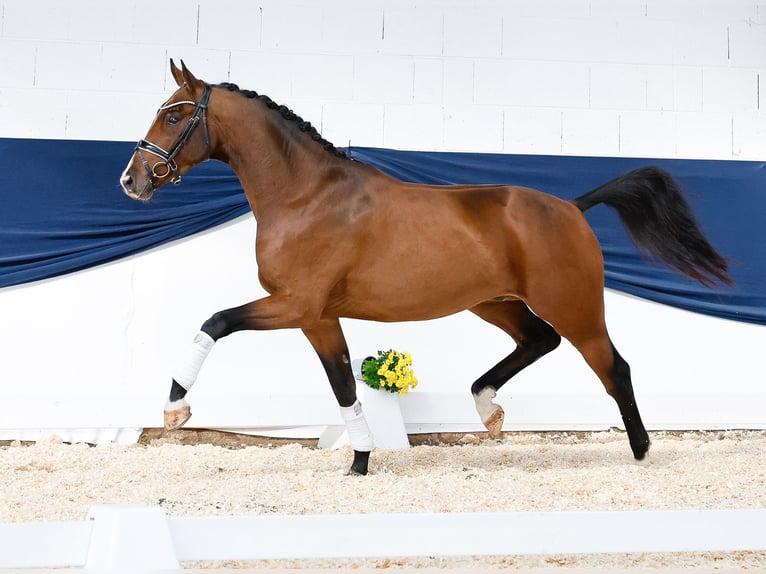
[470,301,561,395]
[607,344,650,460]
[169,380,187,402]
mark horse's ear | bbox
[169,59,203,93]
[169,59,185,87]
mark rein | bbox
[135,83,212,193]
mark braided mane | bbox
[215,82,348,160]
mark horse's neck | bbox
[212,105,345,221]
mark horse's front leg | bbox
[164,295,312,431]
[302,320,373,475]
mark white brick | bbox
[443,105,503,153]
[197,0,262,51]
[260,3,323,53]
[322,4,383,54]
[381,7,443,56]
[646,0,759,21]
[590,64,647,110]
[503,16,674,65]
[0,39,36,87]
[562,109,620,156]
[646,66,675,110]
[502,0,589,19]
[475,60,590,108]
[619,111,677,158]
[729,21,766,68]
[0,88,68,138]
[700,2,760,21]
[322,102,384,148]
[732,112,766,160]
[100,44,167,93]
[645,0,759,21]
[353,55,413,103]
[442,59,473,105]
[675,111,732,159]
[649,1,758,21]
[443,9,502,58]
[674,67,703,111]
[673,21,728,66]
[65,90,167,141]
[503,107,562,155]
[383,104,443,151]
[129,0,199,46]
[413,58,443,103]
[589,0,648,18]
[645,0,703,20]
[1,1,69,40]
[68,1,136,43]
[291,54,354,100]
[502,17,599,62]
[229,52,293,102]
[703,68,758,112]
[609,19,675,65]
[35,42,102,91]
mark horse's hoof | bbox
[631,437,651,461]
[164,405,191,431]
[347,449,370,476]
[483,406,505,438]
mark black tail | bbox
[572,166,732,287]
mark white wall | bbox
[1,0,764,443]
[1,0,764,157]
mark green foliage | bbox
[360,349,418,395]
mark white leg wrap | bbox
[339,400,374,452]
[173,331,215,391]
[474,386,500,422]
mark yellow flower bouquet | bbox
[361,350,418,395]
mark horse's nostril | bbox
[120,174,134,191]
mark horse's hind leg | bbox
[302,319,373,476]
[469,300,561,437]
[528,292,651,460]
[569,333,650,460]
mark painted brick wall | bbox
[1,0,764,159]
[1,0,764,438]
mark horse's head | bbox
[120,60,211,201]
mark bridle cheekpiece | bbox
[135,83,212,189]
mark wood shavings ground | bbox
[2,430,765,569]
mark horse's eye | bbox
[167,113,181,125]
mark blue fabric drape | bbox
[1,137,763,325]
[0,138,249,288]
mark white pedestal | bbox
[357,382,410,450]
[318,358,410,450]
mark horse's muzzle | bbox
[120,163,154,201]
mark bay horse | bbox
[120,61,731,475]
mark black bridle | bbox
[135,83,212,192]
